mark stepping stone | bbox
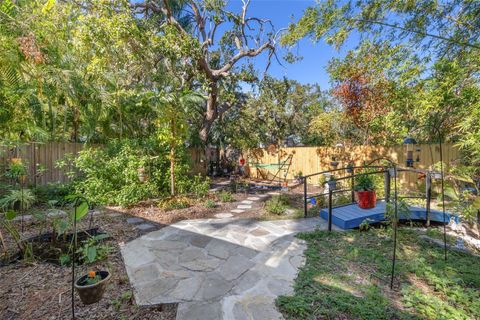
[247,197,260,201]
[241,200,253,204]
[267,192,280,196]
[107,212,121,217]
[237,205,252,209]
[13,214,32,221]
[231,209,245,214]
[215,213,233,219]
[135,223,156,231]
[127,217,144,224]
[258,194,269,198]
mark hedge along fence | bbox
[246,144,461,190]
[0,142,207,186]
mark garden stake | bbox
[390,166,398,290]
[71,196,90,320]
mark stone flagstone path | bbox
[121,216,339,320]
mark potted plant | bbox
[75,270,111,304]
[327,175,337,190]
[294,170,303,183]
[354,171,376,209]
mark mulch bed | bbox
[0,192,254,320]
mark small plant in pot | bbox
[75,270,111,304]
[327,175,337,191]
[354,171,376,209]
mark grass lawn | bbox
[277,228,480,320]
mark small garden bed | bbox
[277,228,480,320]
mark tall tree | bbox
[133,0,279,145]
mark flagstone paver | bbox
[121,217,338,320]
[215,213,234,219]
[237,205,252,209]
[135,223,156,231]
[127,217,145,224]
[230,209,245,214]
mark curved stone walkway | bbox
[121,215,338,320]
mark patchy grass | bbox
[277,228,480,320]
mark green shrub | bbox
[33,183,73,206]
[265,196,288,215]
[204,199,216,208]
[0,188,36,210]
[189,174,210,198]
[71,139,194,206]
[218,191,234,202]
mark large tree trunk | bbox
[199,82,218,145]
[199,82,218,173]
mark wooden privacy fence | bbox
[246,144,460,189]
[0,142,207,186]
[0,142,90,186]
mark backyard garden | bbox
[1,0,480,320]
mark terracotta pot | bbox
[75,270,111,305]
[356,191,376,209]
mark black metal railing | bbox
[302,165,436,231]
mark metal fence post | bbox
[426,173,431,227]
[351,168,355,203]
[303,177,307,218]
[328,189,333,231]
[384,169,391,203]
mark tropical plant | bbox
[0,189,36,211]
[76,234,112,265]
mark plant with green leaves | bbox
[385,199,411,227]
[0,188,36,211]
[76,234,112,265]
[218,191,234,203]
[354,170,375,192]
[203,199,216,209]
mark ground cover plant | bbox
[277,228,480,320]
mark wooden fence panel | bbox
[0,142,88,186]
[247,144,460,188]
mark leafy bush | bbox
[203,199,216,208]
[70,139,202,206]
[354,170,376,191]
[265,195,288,215]
[188,174,210,198]
[0,188,36,210]
[33,183,74,206]
[218,191,234,202]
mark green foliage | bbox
[203,199,216,209]
[385,199,411,226]
[265,195,289,215]
[33,183,73,206]
[76,234,111,265]
[189,174,210,199]
[4,160,27,181]
[359,218,373,231]
[218,191,234,203]
[277,229,480,320]
[354,171,375,192]
[0,188,36,210]
[72,139,194,206]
